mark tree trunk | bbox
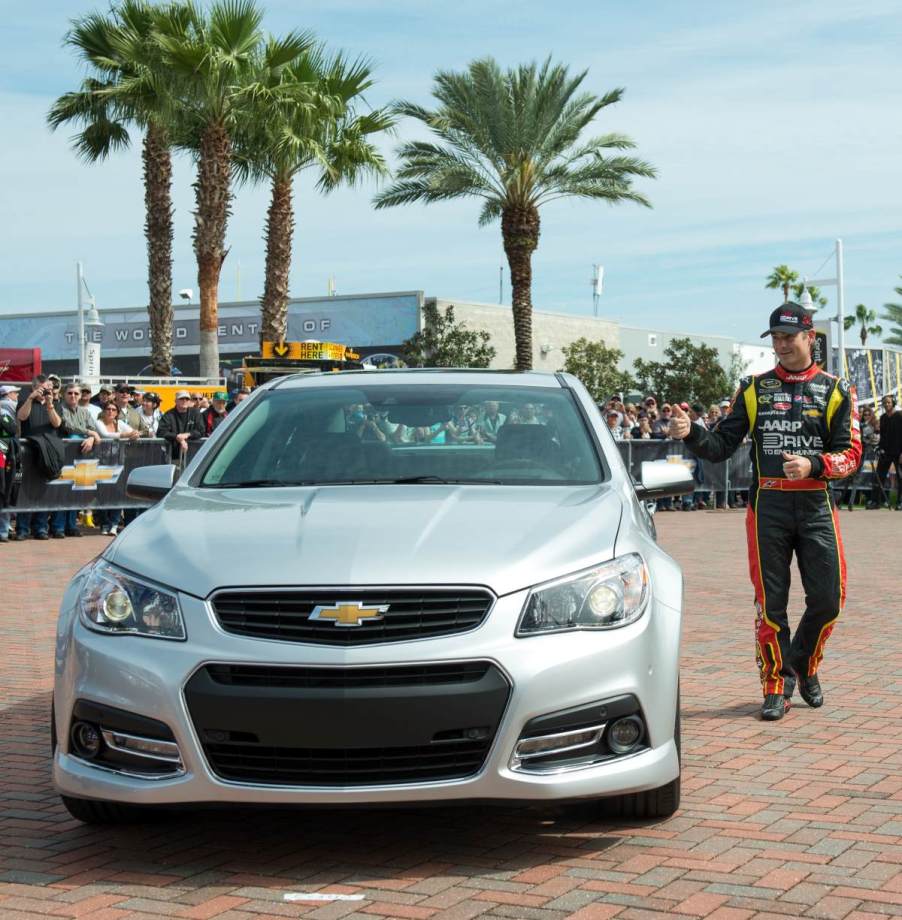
[143,124,174,376]
[260,172,294,345]
[194,120,232,381]
[502,204,540,371]
[782,282,790,303]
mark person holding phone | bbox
[15,375,63,539]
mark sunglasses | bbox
[66,390,81,395]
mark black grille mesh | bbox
[205,661,490,689]
[202,739,491,785]
[211,588,493,644]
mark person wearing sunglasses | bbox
[93,403,139,536]
[50,385,103,538]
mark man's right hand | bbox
[668,404,692,440]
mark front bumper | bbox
[53,585,681,805]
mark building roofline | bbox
[0,290,426,321]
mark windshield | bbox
[199,383,603,487]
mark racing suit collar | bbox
[775,362,820,383]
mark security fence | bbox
[6,436,879,512]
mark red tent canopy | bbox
[0,348,41,382]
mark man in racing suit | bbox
[669,303,861,720]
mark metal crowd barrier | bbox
[7,436,872,512]
[11,438,193,512]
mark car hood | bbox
[108,484,623,598]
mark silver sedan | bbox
[53,371,692,823]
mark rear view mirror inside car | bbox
[387,406,452,427]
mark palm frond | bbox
[263,29,315,70]
[74,118,132,161]
[374,177,489,209]
[477,198,503,226]
[208,0,264,58]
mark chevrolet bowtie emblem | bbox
[308,601,389,627]
[51,459,124,491]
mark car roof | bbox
[271,369,565,390]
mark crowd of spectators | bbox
[344,400,556,446]
[0,375,243,541]
[598,393,742,510]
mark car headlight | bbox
[516,554,649,636]
[79,561,186,640]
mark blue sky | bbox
[2,0,901,344]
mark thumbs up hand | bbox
[782,451,812,480]
[668,404,692,440]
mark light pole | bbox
[83,298,104,383]
[76,262,86,379]
[805,238,846,377]
[591,265,603,316]
[76,262,104,382]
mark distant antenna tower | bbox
[591,264,604,316]
[328,276,336,297]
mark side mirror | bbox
[126,464,177,502]
[634,461,695,500]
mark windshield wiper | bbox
[204,479,316,489]
[381,476,504,485]
[204,476,505,488]
[390,475,450,484]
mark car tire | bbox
[592,685,681,820]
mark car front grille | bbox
[201,739,493,786]
[185,661,511,787]
[210,588,493,644]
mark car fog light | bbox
[511,724,607,772]
[607,716,643,754]
[101,730,182,764]
[70,721,102,758]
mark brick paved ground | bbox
[1,510,900,920]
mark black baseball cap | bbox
[761,302,815,338]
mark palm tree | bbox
[765,265,798,303]
[374,57,655,370]
[882,278,902,347]
[152,0,314,379]
[48,0,178,375]
[843,304,882,347]
[234,49,394,344]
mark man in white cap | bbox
[157,390,204,457]
[0,385,20,416]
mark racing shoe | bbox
[761,694,789,721]
[797,673,824,708]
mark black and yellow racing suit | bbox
[683,362,861,697]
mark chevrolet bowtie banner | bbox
[14,439,173,511]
